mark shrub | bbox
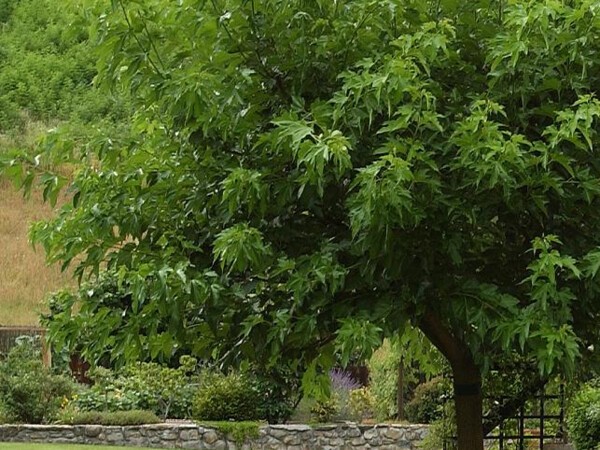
[74,356,199,419]
[192,370,295,423]
[307,369,365,423]
[368,339,400,420]
[348,387,375,422]
[419,403,456,450]
[0,0,124,131]
[250,375,296,424]
[0,0,17,24]
[0,337,74,424]
[0,404,8,424]
[120,358,199,419]
[566,381,600,450]
[405,377,452,424]
[329,368,361,421]
[66,410,160,426]
[310,397,339,423]
[192,372,261,422]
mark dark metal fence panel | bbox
[444,384,567,450]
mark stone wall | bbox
[0,422,429,449]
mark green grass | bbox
[0,445,161,450]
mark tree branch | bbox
[418,310,471,370]
[117,0,165,79]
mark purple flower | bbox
[329,368,361,392]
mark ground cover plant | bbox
[62,410,160,426]
[4,1,600,449]
[196,421,261,446]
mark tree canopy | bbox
[4,1,600,447]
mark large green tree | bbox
[4,1,600,448]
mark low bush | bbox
[310,397,338,423]
[74,356,199,419]
[251,375,296,424]
[308,368,372,423]
[0,404,8,424]
[192,371,295,423]
[193,372,261,422]
[419,403,456,450]
[566,381,600,450]
[66,409,160,426]
[367,335,445,422]
[329,368,361,421]
[348,387,375,422]
[405,377,452,424]
[0,337,74,424]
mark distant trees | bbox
[0,0,125,134]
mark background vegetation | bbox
[0,0,126,325]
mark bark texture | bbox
[419,311,484,450]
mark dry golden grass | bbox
[0,118,74,326]
[0,178,73,326]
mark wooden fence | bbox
[0,326,51,367]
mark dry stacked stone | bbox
[0,422,429,449]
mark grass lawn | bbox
[0,444,160,450]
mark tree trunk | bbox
[453,361,484,450]
[397,360,405,420]
[419,311,484,450]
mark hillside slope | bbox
[0,0,121,325]
[0,181,71,325]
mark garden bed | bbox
[0,422,429,449]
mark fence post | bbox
[540,390,545,449]
[559,383,565,440]
[41,330,52,368]
[519,404,525,450]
